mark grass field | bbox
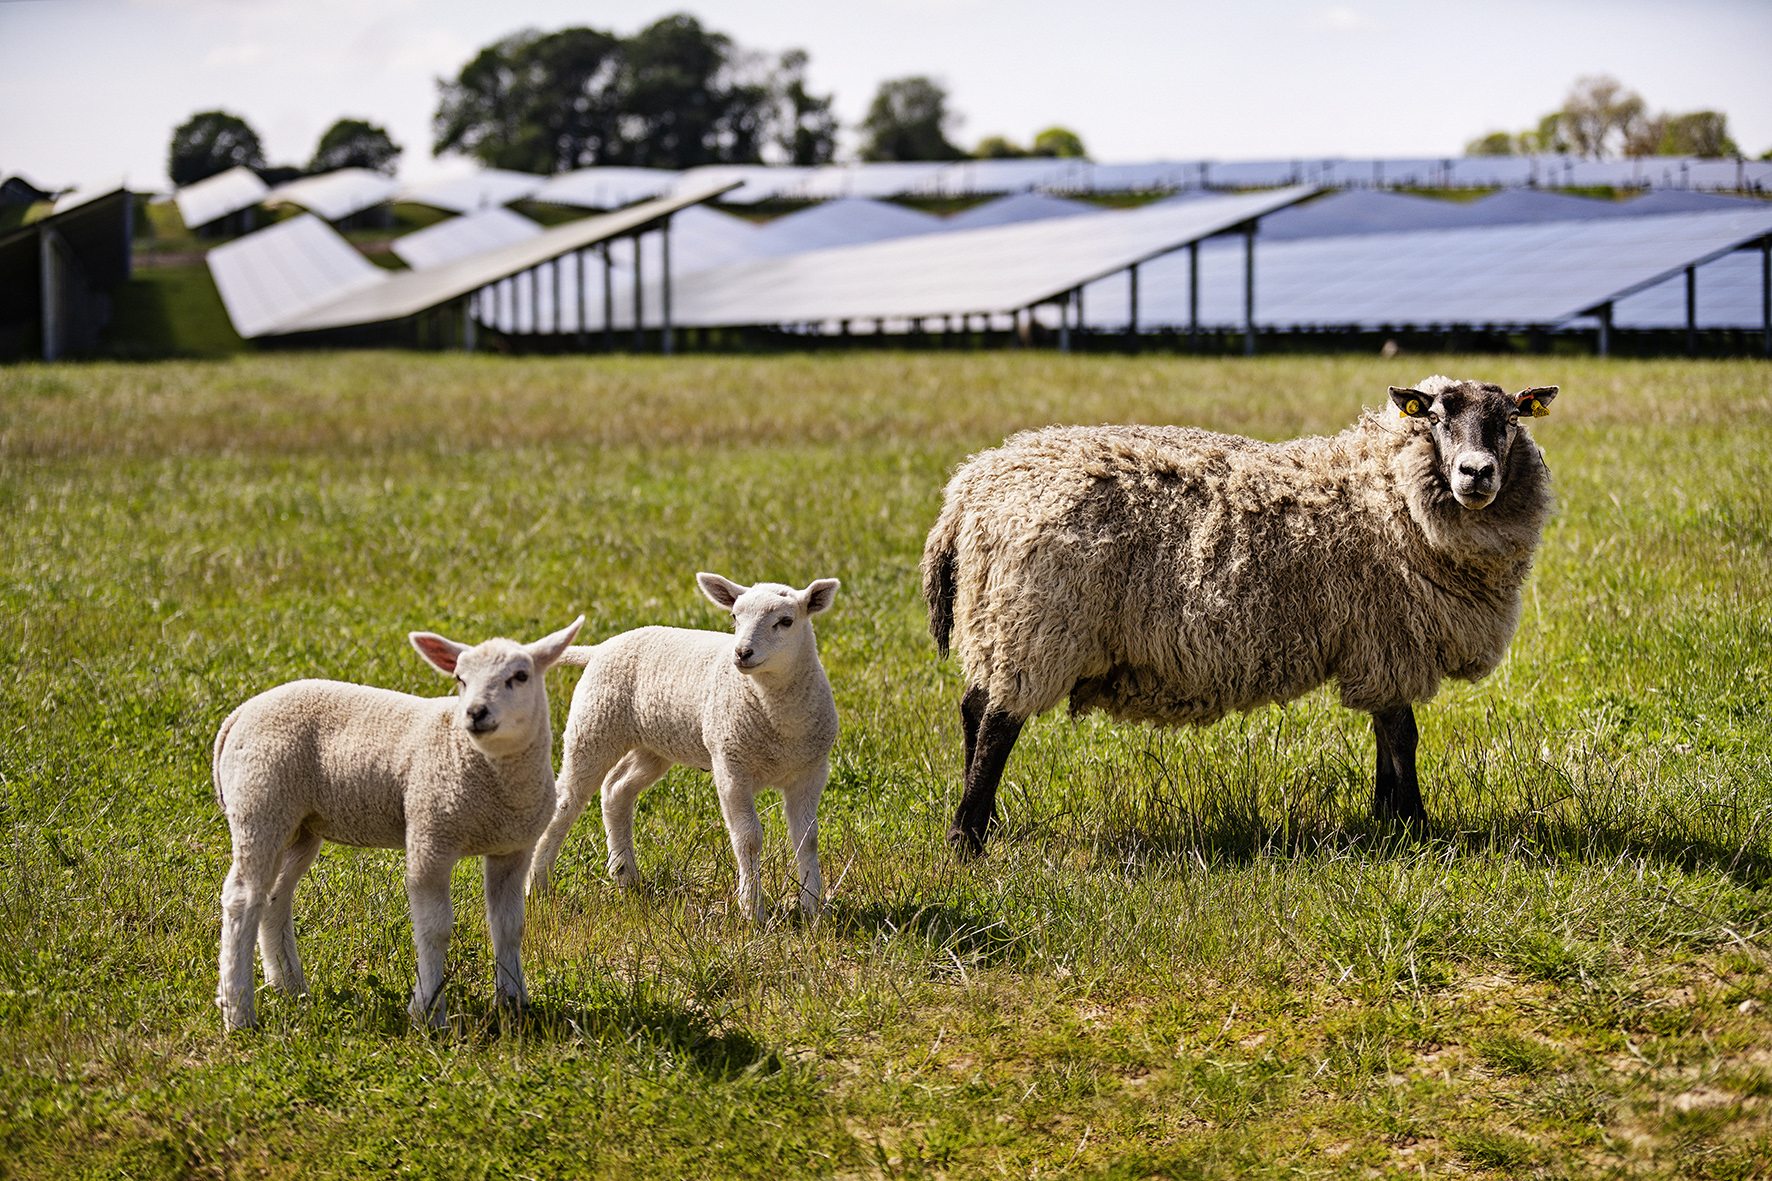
[1,352,1769,1179]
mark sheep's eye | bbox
[1426,412,1441,425]
[776,617,793,629]
[514,670,528,684]
[454,674,464,686]
[1509,414,1520,425]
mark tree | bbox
[1031,126,1086,158]
[433,16,789,174]
[858,76,965,162]
[974,135,1028,159]
[168,110,264,187]
[1463,130,1515,156]
[434,27,624,174]
[1660,111,1738,158]
[775,49,837,166]
[1557,75,1647,158]
[310,119,403,175]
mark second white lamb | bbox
[526,573,839,921]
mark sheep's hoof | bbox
[946,828,988,861]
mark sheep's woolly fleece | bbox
[922,381,1554,724]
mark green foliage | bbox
[1464,130,1515,157]
[1032,126,1087,158]
[309,118,402,175]
[167,110,263,187]
[1657,111,1740,159]
[859,76,966,162]
[973,135,1028,159]
[1,354,1770,1177]
[433,17,831,175]
[1470,75,1743,160]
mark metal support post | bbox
[661,217,673,355]
[1058,293,1071,354]
[1762,239,1770,359]
[631,235,644,351]
[1188,241,1199,352]
[1597,302,1613,357]
[1128,262,1139,349]
[461,296,476,352]
[602,243,613,349]
[529,267,541,336]
[1686,265,1697,357]
[575,248,587,348]
[1243,223,1257,357]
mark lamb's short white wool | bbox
[527,574,839,922]
[212,616,583,1031]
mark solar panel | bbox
[1611,248,1769,329]
[752,198,944,256]
[398,169,544,213]
[943,192,1100,231]
[662,187,1316,327]
[391,207,543,270]
[920,159,1086,197]
[174,166,267,229]
[1255,189,1478,239]
[271,178,741,333]
[671,165,812,204]
[532,167,682,210]
[265,169,401,221]
[1074,208,1772,331]
[206,213,386,338]
[792,162,950,201]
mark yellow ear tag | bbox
[1532,401,1550,418]
[1401,398,1420,417]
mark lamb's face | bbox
[1390,378,1558,510]
[696,572,840,677]
[445,639,549,756]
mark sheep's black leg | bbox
[1372,705,1426,828]
[949,699,1024,859]
[960,683,988,781]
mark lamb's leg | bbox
[781,762,828,919]
[217,836,280,1031]
[405,849,456,1028]
[949,699,1025,858]
[483,847,532,1009]
[713,763,767,923]
[258,829,323,997]
[1372,706,1426,828]
[527,742,623,895]
[600,749,673,889]
[960,683,988,781]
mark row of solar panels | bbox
[175,152,1772,232]
[207,178,1772,342]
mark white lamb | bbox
[526,574,839,922]
[212,616,583,1031]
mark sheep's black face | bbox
[1390,379,1557,510]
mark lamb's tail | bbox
[556,645,595,668]
[921,503,961,658]
[211,705,242,811]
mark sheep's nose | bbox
[735,645,755,661]
[1458,456,1496,482]
[467,703,490,723]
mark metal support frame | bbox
[661,216,674,355]
[1686,265,1697,357]
[461,296,476,352]
[1058,292,1072,354]
[551,258,562,336]
[529,267,540,336]
[1597,302,1613,357]
[575,248,587,348]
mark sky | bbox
[2,0,1769,193]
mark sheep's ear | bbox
[1389,386,1433,419]
[697,572,746,610]
[802,578,840,615]
[1515,386,1558,418]
[526,615,584,673]
[410,632,469,676]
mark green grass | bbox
[2,352,1770,1178]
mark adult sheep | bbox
[921,376,1558,855]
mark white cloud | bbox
[1308,5,1379,32]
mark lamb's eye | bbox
[776,617,793,629]
[514,670,528,683]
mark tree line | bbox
[169,12,1086,188]
[1466,75,1747,159]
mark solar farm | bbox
[4,150,1772,1179]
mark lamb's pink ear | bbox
[410,632,469,676]
[526,615,584,673]
[697,572,746,610]
[801,578,840,615]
